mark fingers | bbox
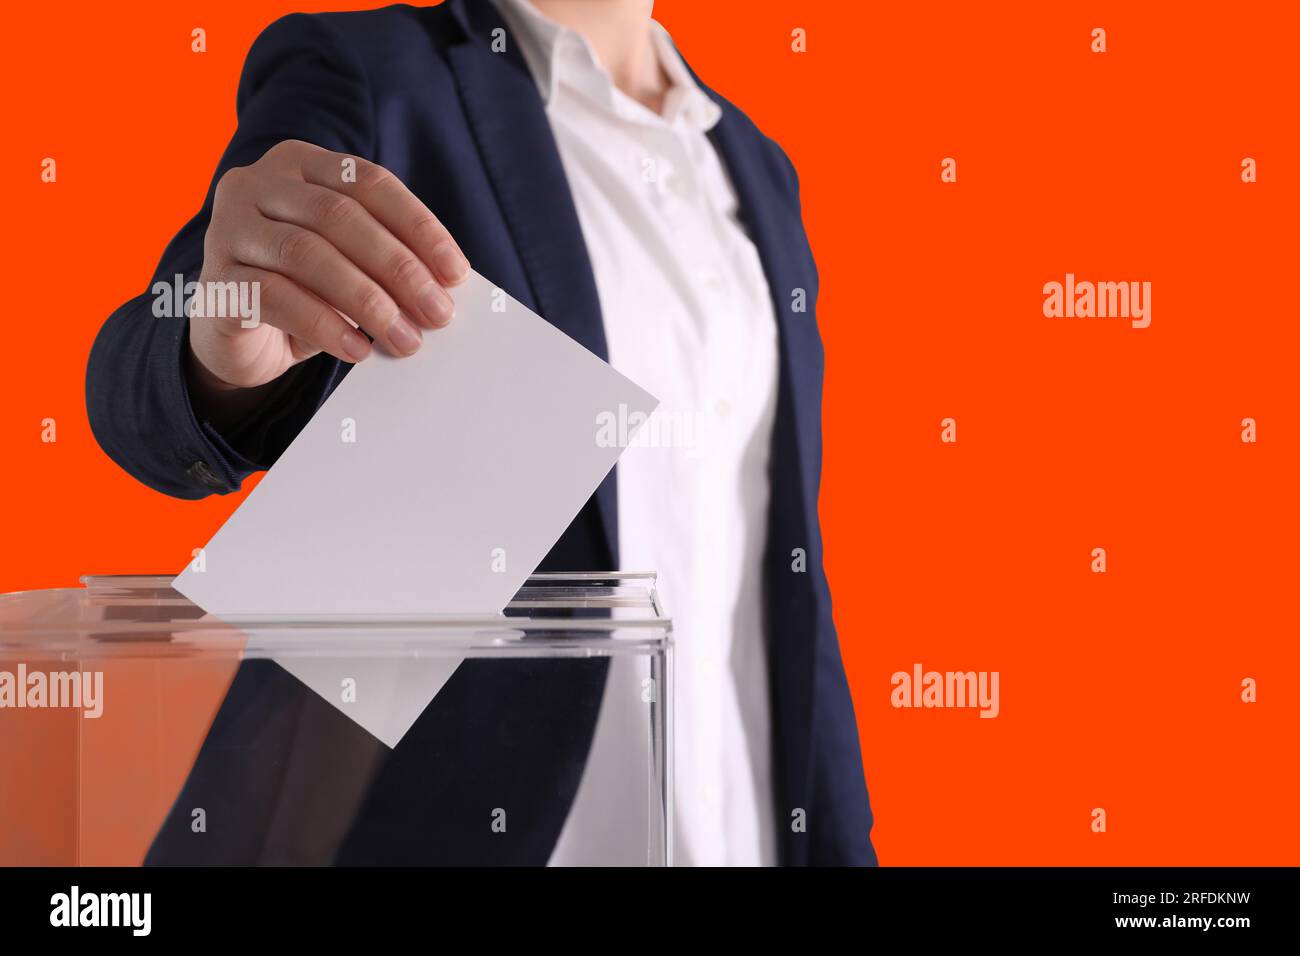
[211,140,467,363]
[294,145,471,288]
[224,216,424,356]
[204,263,373,365]
[252,177,455,331]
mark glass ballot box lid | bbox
[0,573,673,867]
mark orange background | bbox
[1,1,1297,865]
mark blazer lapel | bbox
[445,2,821,859]
[444,0,620,567]
[703,93,821,860]
[704,106,822,540]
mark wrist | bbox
[184,329,280,431]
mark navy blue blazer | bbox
[86,0,876,866]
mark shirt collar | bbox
[489,0,722,131]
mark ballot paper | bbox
[173,270,657,745]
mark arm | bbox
[86,14,466,498]
[808,606,879,865]
[772,139,878,864]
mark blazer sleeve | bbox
[771,140,879,865]
[808,607,879,865]
[85,13,373,499]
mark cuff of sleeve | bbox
[172,312,340,495]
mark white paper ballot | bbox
[174,270,656,744]
[269,654,468,749]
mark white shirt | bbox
[490,0,780,866]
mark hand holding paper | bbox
[187,140,470,427]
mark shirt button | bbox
[700,271,725,294]
[657,167,693,201]
[714,399,732,420]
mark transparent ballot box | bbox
[0,573,672,866]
